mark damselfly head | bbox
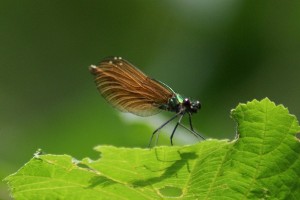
[183,98,201,114]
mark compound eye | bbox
[184,98,190,105]
[196,101,201,109]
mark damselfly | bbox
[89,57,205,147]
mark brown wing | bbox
[89,56,174,116]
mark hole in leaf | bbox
[158,186,182,198]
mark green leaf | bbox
[4,98,300,199]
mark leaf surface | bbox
[5,98,300,199]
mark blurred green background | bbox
[1,1,300,199]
